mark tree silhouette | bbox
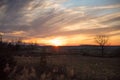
[0,33,2,43]
[95,35,109,57]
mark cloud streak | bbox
[0,0,120,45]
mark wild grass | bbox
[14,55,120,80]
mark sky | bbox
[0,0,120,46]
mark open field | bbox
[15,55,120,80]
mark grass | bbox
[15,55,120,80]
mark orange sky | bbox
[22,35,120,46]
[0,0,120,46]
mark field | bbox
[15,55,120,80]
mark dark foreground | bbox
[1,55,120,80]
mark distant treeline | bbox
[0,41,38,55]
[0,40,120,57]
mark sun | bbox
[50,38,64,46]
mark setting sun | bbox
[49,38,65,46]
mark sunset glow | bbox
[0,0,120,46]
[49,38,64,46]
[49,38,65,46]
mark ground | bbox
[15,55,120,80]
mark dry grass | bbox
[15,55,120,80]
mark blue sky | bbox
[64,0,120,7]
[63,0,120,16]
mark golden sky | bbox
[0,0,120,46]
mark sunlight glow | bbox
[49,38,65,46]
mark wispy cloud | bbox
[73,4,120,11]
[0,0,120,45]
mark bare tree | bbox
[95,35,109,57]
[0,32,4,42]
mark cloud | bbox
[74,4,120,11]
[0,0,120,45]
[6,31,26,36]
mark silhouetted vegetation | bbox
[0,36,120,80]
[0,40,39,80]
[95,35,109,57]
